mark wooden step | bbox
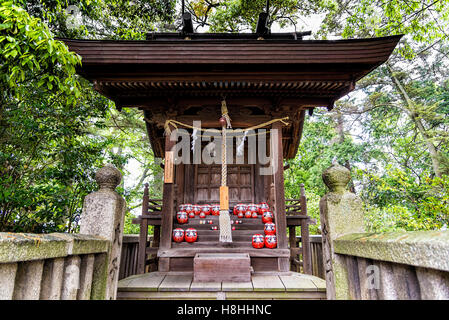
[185,234,258,242]
[158,247,290,258]
[190,229,262,236]
[174,215,267,223]
[174,218,270,230]
[172,241,252,248]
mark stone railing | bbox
[319,163,449,300]
[0,233,109,300]
[0,164,126,300]
[333,231,449,299]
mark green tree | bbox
[0,2,122,232]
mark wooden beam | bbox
[300,184,312,275]
[174,115,273,129]
[137,183,149,274]
[158,126,177,271]
[158,248,290,258]
[271,121,289,271]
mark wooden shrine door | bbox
[193,164,255,205]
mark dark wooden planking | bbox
[67,41,400,51]
[193,253,251,282]
[251,257,280,272]
[169,258,194,272]
[64,35,401,45]
[62,36,401,66]
[345,256,362,300]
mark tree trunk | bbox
[387,65,443,178]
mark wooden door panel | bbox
[193,164,255,204]
[210,188,220,202]
[240,187,252,201]
[211,173,220,184]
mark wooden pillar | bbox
[300,183,312,274]
[137,183,149,274]
[288,226,298,272]
[158,128,177,271]
[184,164,194,204]
[271,122,289,271]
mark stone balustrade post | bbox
[80,164,126,300]
[319,163,365,299]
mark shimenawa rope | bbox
[219,99,232,243]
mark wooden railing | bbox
[285,184,316,275]
[131,184,162,274]
[131,183,316,276]
[119,234,324,280]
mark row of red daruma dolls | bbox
[177,202,274,223]
[172,222,277,248]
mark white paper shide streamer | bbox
[236,130,248,157]
[191,128,198,151]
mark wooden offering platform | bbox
[117,271,326,300]
[194,253,251,282]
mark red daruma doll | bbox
[176,211,188,224]
[264,235,277,248]
[185,228,198,243]
[211,204,220,216]
[172,228,184,242]
[252,234,265,249]
[258,202,269,215]
[201,204,211,215]
[262,211,273,223]
[247,203,258,214]
[193,205,201,215]
[234,203,247,215]
[264,222,276,235]
[179,204,187,212]
[184,204,193,214]
[244,210,252,218]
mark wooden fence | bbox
[119,234,324,280]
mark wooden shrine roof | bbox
[61,34,401,159]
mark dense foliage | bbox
[1,1,448,234]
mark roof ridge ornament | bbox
[256,0,271,37]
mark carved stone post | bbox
[80,164,126,300]
[319,163,364,299]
